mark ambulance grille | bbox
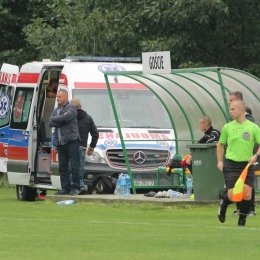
[107,149,170,168]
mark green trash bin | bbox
[186,143,224,201]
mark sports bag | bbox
[89,175,117,194]
[168,158,182,168]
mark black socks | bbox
[223,195,232,206]
[239,199,250,220]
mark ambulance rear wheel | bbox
[16,185,37,201]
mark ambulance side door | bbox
[0,64,19,173]
[0,85,15,173]
[7,87,35,185]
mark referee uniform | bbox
[218,119,260,226]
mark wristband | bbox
[254,153,260,158]
[88,147,94,151]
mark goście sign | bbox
[142,51,171,75]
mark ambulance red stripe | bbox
[0,143,7,157]
[8,146,28,160]
[18,73,40,83]
[12,74,17,83]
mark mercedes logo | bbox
[133,151,146,164]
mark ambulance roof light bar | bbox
[61,56,141,63]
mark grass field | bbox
[0,187,259,260]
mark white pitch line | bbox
[0,217,259,231]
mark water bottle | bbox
[186,177,193,198]
[114,178,120,195]
[114,173,123,195]
[125,174,130,196]
[120,174,126,196]
[56,200,76,206]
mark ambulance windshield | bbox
[73,89,172,129]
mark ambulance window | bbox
[0,85,14,128]
[10,88,34,130]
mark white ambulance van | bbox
[0,57,175,201]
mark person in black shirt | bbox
[181,116,220,169]
[70,98,99,194]
[197,116,221,143]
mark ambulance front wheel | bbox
[16,185,37,201]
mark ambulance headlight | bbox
[86,151,106,164]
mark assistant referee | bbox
[217,99,260,226]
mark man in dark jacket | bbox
[48,89,81,195]
[197,116,221,143]
[70,98,99,194]
[181,116,220,170]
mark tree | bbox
[23,0,143,60]
[0,0,54,67]
[2,0,260,77]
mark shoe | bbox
[70,189,80,196]
[144,191,156,197]
[238,218,246,226]
[218,200,227,223]
[78,185,88,195]
[232,210,240,216]
[35,193,46,200]
[40,190,47,196]
[161,191,166,198]
[164,191,171,198]
[248,211,256,216]
[154,191,162,198]
[55,189,70,195]
[38,194,46,200]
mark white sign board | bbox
[142,51,171,75]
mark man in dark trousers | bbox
[217,99,260,226]
[228,91,256,216]
[70,98,99,194]
[48,89,81,195]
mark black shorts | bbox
[223,159,255,189]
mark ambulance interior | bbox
[35,71,60,183]
[38,71,60,148]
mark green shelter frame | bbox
[104,67,260,194]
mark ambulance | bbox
[0,57,175,201]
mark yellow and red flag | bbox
[232,163,250,202]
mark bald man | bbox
[217,99,260,226]
[180,115,220,170]
[228,91,256,217]
[49,89,81,195]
